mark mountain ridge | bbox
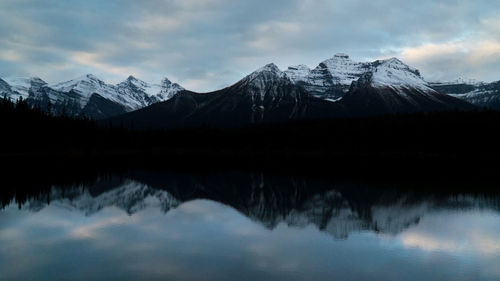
[107,55,474,128]
[0,74,185,119]
[2,53,495,122]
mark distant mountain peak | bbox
[368,57,433,92]
[51,74,105,91]
[255,63,282,74]
[81,73,102,81]
[126,75,138,81]
[120,75,148,87]
[161,77,174,86]
[156,77,184,100]
[1,76,47,100]
[241,63,287,86]
[333,53,350,59]
[375,57,421,76]
[430,77,484,86]
[380,57,403,64]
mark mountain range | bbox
[1,54,497,126]
[0,74,184,119]
[107,56,473,128]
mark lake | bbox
[1,171,499,281]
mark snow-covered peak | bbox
[248,63,285,79]
[241,63,287,87]
[156,77,184,101]
[2,76,47,100]
[285,54,436,94]
[83,73,101,81]
[117,76,162,97]
[369,58,434,92]
[126,75,138,81]
[430,77,484,86]
[375,58,421,76]
[50,74,148,110]
[160,77,177,88]
[255,63,284,76]
[50,74,107,94]
[282,53,375,99]
[117,75,184,99]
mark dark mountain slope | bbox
[342,73,475,116]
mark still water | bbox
[1,172,499,281]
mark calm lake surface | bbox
[1,172,499,281]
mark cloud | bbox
[0,0,500,90]
[399,15,500,82]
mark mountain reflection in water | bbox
[1,172,500,281]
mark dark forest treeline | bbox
[1,96,500,181]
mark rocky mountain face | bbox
[0,78,16,99]
[430,80,500,110]
[0,74,184,119]
[285,53,372,101]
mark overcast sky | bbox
[1,0,500,91]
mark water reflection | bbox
[1,173,500,281]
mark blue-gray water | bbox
[1,174,499,281]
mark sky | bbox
[1,0,500,92]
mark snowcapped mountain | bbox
[368,58,434,93]
[156,77,185,101]
[341,58,474,115]
[109,56,473,128]
[284,54,438,101]
[1,77,47,101]
[1,53,481,123]
[0,78,16,99]
[50,74,151,111]
[285,53,372,100]
[116,76,185,107]
[108,63,346,128]
[0,77,46,103]
[430,80,500,110]
[1,74,185,119]
[49,74,184,110]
